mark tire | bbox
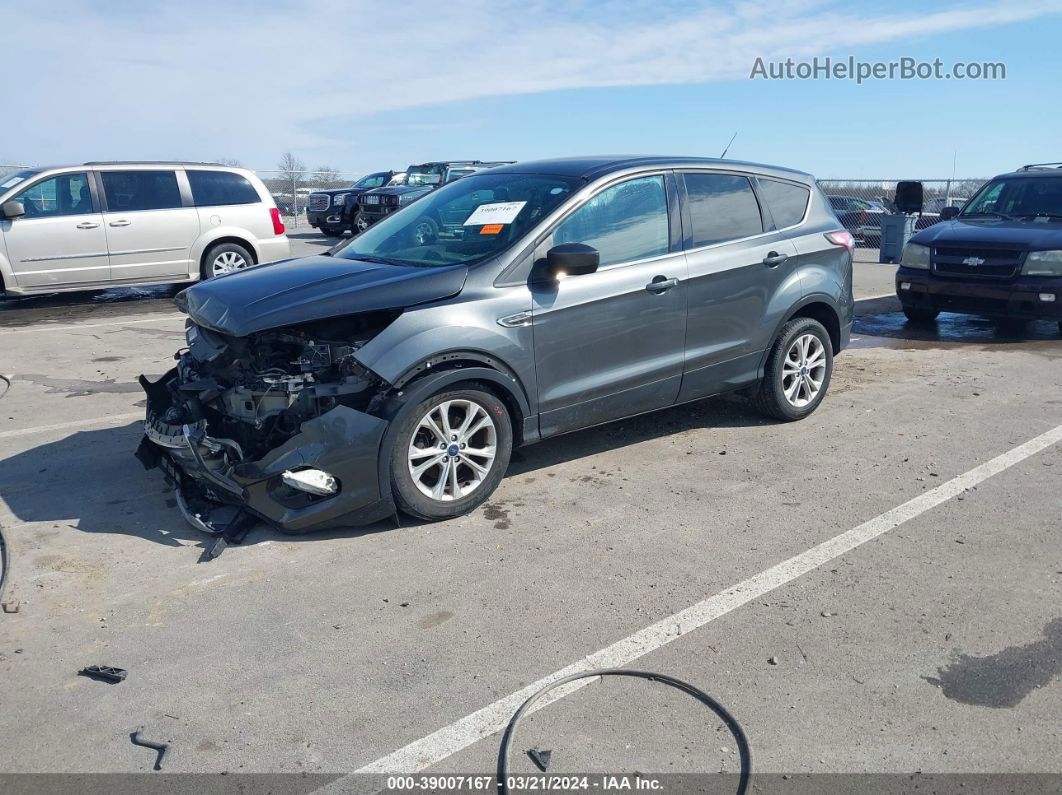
[389,384,513,521]
[410,217,438,246]
[353,212,370,235]
[752,317,834,422]
[902,306,940,323]
[202,242,253,279]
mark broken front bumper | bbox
[136,369,392,534]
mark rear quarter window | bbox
[758,179,810,228]
[187,170,260,206]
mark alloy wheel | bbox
[407,399,497,502]
[211,251,249,276]
[782,333,826,408]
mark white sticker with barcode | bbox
[463,201,526,226]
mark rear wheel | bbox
[389,386,512,521]
[753,317,833,422]
[902,306,940,323]
[353,212,370,235]
[202,242,253,279]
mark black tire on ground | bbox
[901,306,940,323]
[201,241,254,280]
[752,317,834,422]
[389,384,513,522]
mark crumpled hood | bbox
[912,218,1062,250]
[177,255,467,337]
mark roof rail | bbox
[83,160,223,166]
[1017,162,1062,171]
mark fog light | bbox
[900,282,912,291]
[281,468,338,496]
[1039,293,1056,302]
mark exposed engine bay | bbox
[154,310,399,460]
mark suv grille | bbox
[361,194,382,205]
[307,194,330,211]
[932,246,1024,279]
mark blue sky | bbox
[2,0,1061,178]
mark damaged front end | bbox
[136,313,399,535]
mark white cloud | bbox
[2,0,1060,166]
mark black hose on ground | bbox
[497,668,751,795]
[0,523,9,610]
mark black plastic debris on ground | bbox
[78,665,128,684]
[528,748,552,772]
[131,726,169,770]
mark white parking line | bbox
[0,412,143,440]
[0,315,184,335]
[336,421,1062,781]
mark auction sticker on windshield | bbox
[463,201,526,226]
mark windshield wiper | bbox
[1016,213,1062,221]
[962,211,1013,220]
[353,254,407,266]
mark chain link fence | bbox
[816,178,988,245]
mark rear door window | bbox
[101,170,182,211]
[683,173,763,247]
[187,170,260,206]
[758,179,810,228]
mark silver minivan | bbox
[0,162,290,296]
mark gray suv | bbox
[137,156,854,535]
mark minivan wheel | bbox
[203,242,253,279]
[902,306,940,323]
[389,386,513,521]
[753,317,834,422]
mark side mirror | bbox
[544,243,599,279]
[940,206,960,221]
[1,200,25,219]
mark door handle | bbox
[763,251,788,267]
[109,219,131,227]
[646,276,679,294]
[75,222,99,229]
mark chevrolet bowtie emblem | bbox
[962,256,986,266]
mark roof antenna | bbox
[720,131,738,159]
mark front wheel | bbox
[752,317,834,422]
[353,212,370,235]
[389,385,513,521]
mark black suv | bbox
[896,163,1062,333]
[306,171,398,236]
[351,161,512,233]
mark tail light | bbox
[270,207,285,236]
[825,230,854,253]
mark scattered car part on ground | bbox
[306,170,400,236]
[138,156,853,535]
[497,669,750,795]
[353,160,513,232]
[130,726,169,770]
[78,665,128,684]
[0,162,290,296]
[896,164,1062,333]
[527,748,552,772]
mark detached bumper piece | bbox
[136,370,390,538]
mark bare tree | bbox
[215,157,242,167]
[278,152,306,182]
[313,165,341,186]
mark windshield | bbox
[962,177,1062,219]
[334,173,581,267]
[355,173,389,189]
[406,165,446,187]
[0,168,40,193]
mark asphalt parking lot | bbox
[1,244,1060,790]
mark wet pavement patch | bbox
[851,311,1062,355]
[924,617,1062,708]
[482,502,511,529]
